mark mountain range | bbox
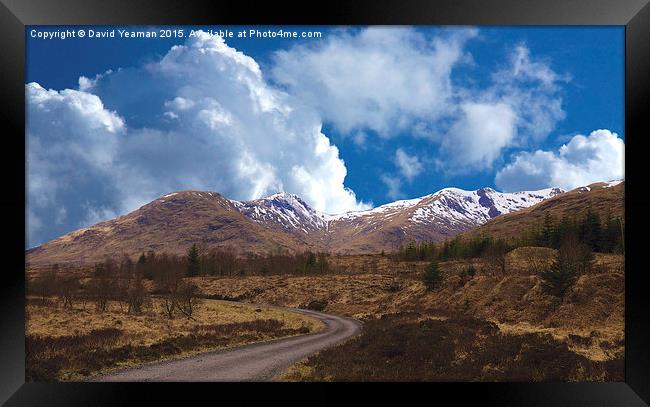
[26,181,623,266]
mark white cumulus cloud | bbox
[27,82,126,247]
[271,29,567,172]
[490,44,568,143]
[26,31,370,247]
[442,102,517,170]
[495,129,624,191]
[271,27,478,136]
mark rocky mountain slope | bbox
[27,184,594,265]
[458,181,624,242]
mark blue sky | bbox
[26,26,624,246]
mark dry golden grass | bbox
[493,320,623,362]
[26,298,322,343]
[275,358,316,381]
[26,241,623,381]
[193,273,416,319]
[26,297,323,380]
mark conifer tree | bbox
[539,235,592,298]
[423,260,443,290]
[186,244,200,277]
[581,209,602,251]
[541,212,555,247]
[137,252,146,265]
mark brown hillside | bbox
[459,182,624,241]
[26,191,321,266]
[327,193,482,254]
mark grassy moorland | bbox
[279,312,622,382]
[187,247,623,381]
[26,232,623,382]
[25,297,322,381]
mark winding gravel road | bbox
[92,307,361,382]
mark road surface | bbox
[92,307,361,382]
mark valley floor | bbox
[25,246,624,381]
[190,248,624,381]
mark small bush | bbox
[385,282,401,293]
[423,260,443,291]
[306,300,328,312]
[459,265,477,284]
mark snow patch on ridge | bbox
[604,179,623,188]
[325,196,425,221]
[236,192,328,232]
[408,187,564,227]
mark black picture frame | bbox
[1,0,648,405]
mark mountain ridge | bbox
[26,181,622,265]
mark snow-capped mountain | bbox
[232,193,327,234]
[224,186,564,245]
[328,187,564,225]
[407,186,565,225]
[31,182,623,265]
[321,186,565,253]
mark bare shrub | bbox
[31,264,59,305]
[126,274,149,314]
[306,300,328,311]
[482,242,509,276]
[154,259,185,319]
[88,260,117,312]
[57,276,80,309]
[176,281,201,318]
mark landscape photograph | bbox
[25,25,625,382]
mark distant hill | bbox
[28,182,620,266]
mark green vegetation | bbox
[539,236,594,298]
[135,247,330,279]
[186,244,200,277]
[422,260,442,290]
[459,265,477,285]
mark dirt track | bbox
[92,307,361,382]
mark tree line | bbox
[518,210,623,253]
[29,244,331,317]
[395,209,624,263]
[137,245,330,279]
[29,249,199,319]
